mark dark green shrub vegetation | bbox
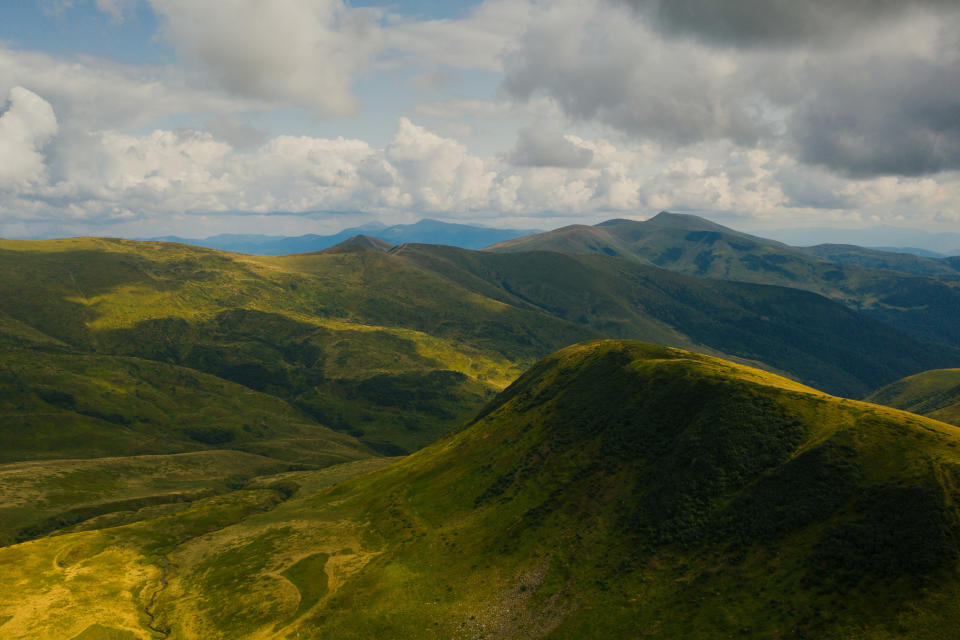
[808,482,959,587]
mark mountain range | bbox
[149,218,541,255]
[4,213,960,637]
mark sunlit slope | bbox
[3,234,958,451]
[489,212,960,349]
[0,237,593,451]
[395,243,957,397]
[6,341,960,638]
[0,450,304,547]
[867,368,960,426]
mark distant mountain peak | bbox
[328,234,394,253]
[647,211,731,232]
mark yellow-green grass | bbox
[867,368,960,426]
[0,347,372,465]
[3,234,953,456]
[0,450,314,547]
[0,238,581,451]
[5,341,960,638]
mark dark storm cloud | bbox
[503,0,960,178]
[789,58,960,177]
[617,0,957,47]
[508,125,594,168]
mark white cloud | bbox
[0,87,58,190]
[381,0,533,72]
[149,0,383,115]
[0,46,266,133]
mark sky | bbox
[1,0,960,238]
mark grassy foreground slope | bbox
[867,369,960,426]
[5,341,960,638]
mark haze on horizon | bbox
[1,0,959,239]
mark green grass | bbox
[3,233,954,456]
[866,368,960,425]
[0,238,556,452]
[277,553,330,627]
[0,450,311,547]
[5,340,960,638]
[0,347,372,465]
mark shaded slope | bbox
[803,244,960,279]
[867,369,960,426]
[7,341,960,638]
[395,243,958,397]
[489,212,960,349]
[0,347,373,465]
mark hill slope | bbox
[395,243,959,397]
[489,212,960,349]
[4,341,960,638]
[0,237,585,452]
[866,369,960,426]
[0,347,372,465]
[2,234,958,452]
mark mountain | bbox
[6,340,960,638]
[872,247,949,258]
[761,224,960,255]
[488,212,960,350]
[152,219,540,255]
[802,244,960,278]
[394,242,959,397]
[866,369,960,426]
[0,233,955,462]
[0,236,579,454]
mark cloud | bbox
[502,0,768,147]
[0,46,267,133]
[381,0,533,72]
[0,87,58,190]
[149,0,382,115]
[502,0,960,179]
[615,0,959,47]
[787,56,960,177]
[2,112,958,236]
[508,125,593,168]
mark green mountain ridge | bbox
[1,231,958,460]
[394,242,958,397]
[4,340,960,638]
[867,368,960,426]
[488,212,960,349]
